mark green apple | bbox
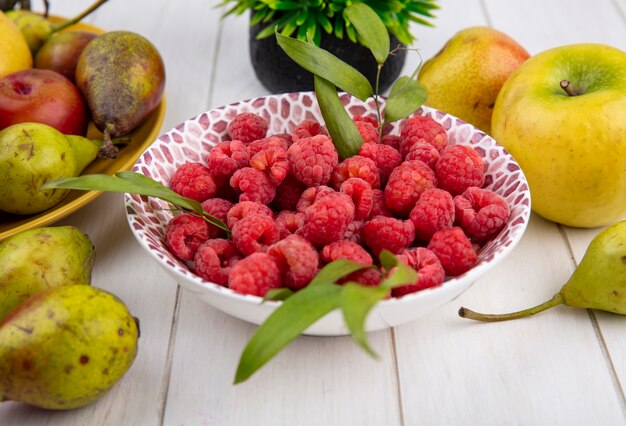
[491,43,626,228]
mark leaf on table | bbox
[344,3,390,65]
[384,76,428,124]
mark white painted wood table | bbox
[2,0,626,424]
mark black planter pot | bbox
[249,20,407,94]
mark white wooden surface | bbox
[1,0,626,424]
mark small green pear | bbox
[0,285,140,409]
[0,122,123,215]
[0,226,95,321]
[459,220,626,321]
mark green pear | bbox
[459,220,626,322]
[0,122,122,215]
[0,285,140,409]
[0,226,95,321]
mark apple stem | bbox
[458,293,565,322]
[51,0,110,34]
[560,80,578,97]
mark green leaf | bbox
[234,282,343,384]
[344,3,389,64]
[309,259,370,287]
[340,283,389,357]
[378,250,418,290]
[276,30,373,101]
[263,288,294,302]
[383,76,427,124]
[314,75,364,159]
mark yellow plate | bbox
[0,17,166,241]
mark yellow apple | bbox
[0,11,32,78]
[418,26,529,134]
[492,43,626,228]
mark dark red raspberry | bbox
[165,213,209,262]
[273,174,306,211]
[353,114,379,128]
[427,227,477,276]
[343,220,364,244]
[247,136,289,157]
[436,145,485,195]
[454,186,510,241]
[275,210,306,239]
[296,185,335,213]
[226,201,274,229]
[292,119,327,142]
[268,235,319,290]
[358,142,402,185]
[331,155,380,190]
[288,134,338,187]
[320,240,373,265]
[298,192,355,247]
[392,247,445,297]
[193,238,240,286]
[384,160,437,216]
[404,141,440,169]
[354,120,379,144]
[228,112,268,144]
[347,269,383,286]
[206,140,249,180]
[369,189,391,218]
[230,167,276,204]
[381,134,401,151]
[363,216,415,256]
[170,163,217,202]
[409,188,455,242]
[340,178,373,220]
[228,252,282,297]
[231,214,280,255]
[400,115,448,156]
[250,147,290,185]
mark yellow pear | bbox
[0,11,32,78]
[417,26,530,134]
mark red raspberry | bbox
[201,197,233,223]
[250,147,290,185]
[358,142,402,185]
[340,178,373,220]
[292,119,327,142]
[296,185,335,213]
[206,140,249,180]
[228,252,282,297]
[320,240,373,265]
[273,175,306,211]
[342,220,364,244]
[231,214,280,255]
[353,114,379,128]
[392,247,445,297]
[165,213,209,262]
[170,163,217,202]
[247,136,289,157]
[454,187,510,241]
[427,227,477,276]
[384,160,437,216]
[298,192,355,247]
[288,134,338,187]
[381,134,401,151]
[354,120,379,144]
[404,141,440,169]
[228,112,268,144]
[331,155,380,190]
[226,201,273,229]
[230,167,276,204]
[436,145,485,195]
[268,235,319,290]
[409,188,455,242]
[400,115,448,156]
[275,210,306,239]
[369,189,391,218]
[193,238,240,286]
[347,269,383,286]
[363,216,415,256]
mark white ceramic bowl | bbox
[125,92,531,336]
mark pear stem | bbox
[51,0,109,34]
[458,293,565,322]
[560,80,577,97]
[98,124,120,160]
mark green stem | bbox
[458,293,565,322]
[373,64,383,141]
[51,0,109,33]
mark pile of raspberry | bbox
[164,112,510,298]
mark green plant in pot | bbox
[217,0,439,94]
